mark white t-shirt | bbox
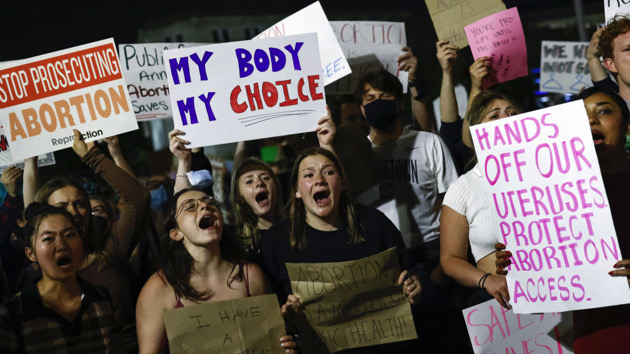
[360,129,458,260]
[442,164,499,262]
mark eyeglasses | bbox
[91,206,106,216]
[175,196,218,219]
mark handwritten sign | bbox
[425,0,506,49]
[605,0,630,24]
[327,21,408,94]
[164,33,326,148]
[540,41,592,94]
[465,7,528,89]
[119,43,205,121]
[0,38,138,162]
[286,247,417,353]
[163,294,286,354]
[470,100,630,313]
[255,1,351,86]
[463,299,572,354]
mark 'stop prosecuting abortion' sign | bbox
[163,33,327,148]
[0,38,138,162]
[470,100,630,314]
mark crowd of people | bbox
[0,13,630,354]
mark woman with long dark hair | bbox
[0,203,117,352]
[135,187,296,353]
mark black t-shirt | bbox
[260,206,416,303]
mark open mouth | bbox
[56,257,72,267]
[255,191,269,206]
[592,132,604,145]
[199,215,214,230]
[313,191,331,205]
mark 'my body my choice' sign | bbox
[164,33,326,148]
[470,101,630,313]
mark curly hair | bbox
[599,15,630,60]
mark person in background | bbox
[440,90,521,310]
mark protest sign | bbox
[328,21,408,94]
[119,43,205,121]
[286,247,417,353]
[425,0,506,49]
[163,294,286,354]
[0,38,138,162]
[0,125,55,172]
[164,33,326,148]
[465,7,528,89]
[605,0,630,24]
[463,299,572,354]
[540,41,592,94]
[255,1,351,86]
[469,100,630,313]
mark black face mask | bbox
[363,99,398,130]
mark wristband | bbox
[408,79,427,101]
[478,273,491,289]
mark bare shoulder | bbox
[244,263,271,295]
[138,271,176,309]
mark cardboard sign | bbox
[286,247,417,353]
[119,43,205,121]
[0,38,138,162]
[605,0,630,24]
[463,299,572,354]
[540,41,592,94]
[469,100,630,313]
[465,7,528,89]
[163,294,286,354]
[255,1,351,86]
[328,21,408,94]
[164,33,326,148]
[425,0,506,49]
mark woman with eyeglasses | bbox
[20,130,151,351]
[135,187,296,353]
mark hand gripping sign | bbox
[0,38,138,161]
[163,33,327,148]
[469,101,630,314]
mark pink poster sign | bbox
[464,7,528,88]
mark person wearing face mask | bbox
[357,70,459,286]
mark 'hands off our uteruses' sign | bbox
[470,100,630,314]
[164,33,326,148]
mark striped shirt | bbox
[0,277,114,353]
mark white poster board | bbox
[605,0,630,24]
[463,299,572,354]
[469,101,630,313]
[255,1,351,86]
[0,125,55,172]
[0,38,138,161]
[119,43,206,121]
[327,21,408,94]
[164,33,326,148]
[540,41,592,94]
